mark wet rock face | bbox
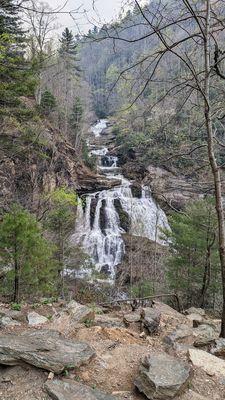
[45,380,117,400]
[90,197,98,229]
[135,353,191,399]
[100,199,107,235]
[114,199,130,232]
[100,264,111,277]
[130,184,142,198]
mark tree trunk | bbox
[204,0,225,337]
[14,241,20,303]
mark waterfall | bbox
[71,120,170,279]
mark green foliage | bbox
[69,97,83,141]
[0,2,36,109]
[82,141,97,170]
[11,302,21,311]
[39,90,56,115]
[131,280,154,299]
[0,204,56,302]
[58,27,81,74]
[162,198,220,308]
[46,188,78,296]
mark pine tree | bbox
[59,27,80,71]
[69,97,83,146]
[163,198,220,308]
[0,0,32,108]
[40,90,56,115]
[0,205,56,303]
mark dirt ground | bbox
[0,301,225,399]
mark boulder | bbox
[45,380,116,400]
[51,301,95,334]
[210,338,225,357]
[193,324,218,347]
[186,314,204,327]
[0,330,95,373]
[123,313,140,325]
[184,308,206,317]
[27,311,48,326]
[0,316,21,328]
[135,352,191,399]
[141,308,161,335]
[164,324,193,347]
[0,308,26,323]
[66,300,94,325]
[189,348,225,377]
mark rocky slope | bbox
[0,299,225,399]
[0,101,120,213]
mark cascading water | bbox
[71,120,170,278]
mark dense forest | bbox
[0,0,225,336]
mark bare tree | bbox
[23,0,58,62]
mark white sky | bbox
[47,0,126,34]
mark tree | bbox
[163,199,220,308]
[0,205,55,303]
[39,89,56,115]
[24,0,57,63]
[0,0,31,108]
[69,97,83,148]
[46,188,78,297]
[58,28,81,136]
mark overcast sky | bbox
[48,0,126,35]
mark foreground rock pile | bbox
[0,301,224,399]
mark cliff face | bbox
[0,104,120,213]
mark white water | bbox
[71,120,169,278]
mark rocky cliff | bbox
[0,100,120,214]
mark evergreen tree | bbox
[0,0,33,108]
[0,205,55,303]
[39,90,56,115]
[46,188,78,297]
[59,27,80,71]
[163,198,220,308]
[69,97,83,145]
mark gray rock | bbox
[0,308,26,323]
[94,315,124,328]
[193,324,218,347]
[45,379,116,400]
[164,324,193,346]
[0,330,95,373]
[184,308,206,317]
[189,348,225,377]
[27,311,48,326]
[141,308,161,335]
[210,338,225,357]
[135,353,191,399]
[0,316,21,328]
[123,313,140,326]
[186,313,204,327]
[66,301,94,325]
